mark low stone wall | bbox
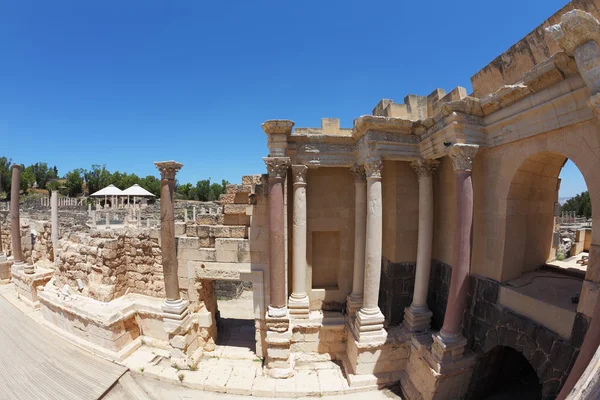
[54,228,164,302]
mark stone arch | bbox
[495,122,600,282]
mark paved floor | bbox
[0,287,127,400]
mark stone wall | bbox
[427,261,589,399]
[432,157,456,267]
[378,258,415,326]
[54,228,164,302]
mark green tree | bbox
[21,165,35,193]
[196,179,211,201]
[0,157,11,197]
[562,191,592,219]
[65,169,84,197]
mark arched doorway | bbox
[468,346,542,400]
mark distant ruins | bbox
[2,1,600,399]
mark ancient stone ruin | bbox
[3,2,600,399]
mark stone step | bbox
[195,214,224,225]
[218,192,250,205]
[225,184,252,195]
[241,175,265,185]
[113,372,152,400]
[185,224,248,239]
[223,214,250,227]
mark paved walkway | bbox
[0,288,127,400]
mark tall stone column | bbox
[11,165,31,273]
[347,164,367,316]
[264,157,290,318]
[404,159,439,332]
[432,144,478,363]
[288,165,310,318]
[354,157,386,342]
[154,161,189,324]
[51,191,58,250]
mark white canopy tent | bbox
[122,184,155,208]
[90,184,124,208]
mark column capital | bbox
[410,158,440,178]
[350,164,366,183]
[154,161,183,180]
[291,165,308,184]
[446,144,479,171]
[264,157,290,179]
[546,10,600,56]
[262,120,295,135]
[11,164,21,171]
[364,157,383,179]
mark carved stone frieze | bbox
[446,144,479,171]
[410,159,440,178]
[349,164,366,183]
[364,158,383,179]
[264,157,290,179]
[291,165,308,184]
[154,161,183,180]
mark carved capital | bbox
[410,159,440,178]
[349,164,366,183]
[546,10,600,56]
[154,161,183,180]
[364,158,383,179]
[291,165,308,184]
[264,157,290,179]
[446,144,479,171]
[262,120,295,135]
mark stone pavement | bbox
[0,284,127,400]
[122,345,378,398]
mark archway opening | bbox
[468,346,542,400]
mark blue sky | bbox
[0,0,587,198]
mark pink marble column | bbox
[432,144,478,362]
[154,161,188,321]
[264,157,290,318]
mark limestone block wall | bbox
[54,229,164,302]
[382,161,419,264]
[305,167,354,310]
[29,220,53,264]
[432,157,456,266]
[0,212,34,263]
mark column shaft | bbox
[51,191,58,249]
[10,165,24,264]
[289,165,309,317]
[440,170,473,337]
[264,157,290,318]
[354,158,385,342]
[347,165,367,315]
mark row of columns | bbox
[263,144,479,350]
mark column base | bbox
[288,294,310,319]
[162,298,191,334]
[403,305,433,332]
[268,304,288,318]
[346,293,363,317]
[353,307,386,343]
[431,331,468,364]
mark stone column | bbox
[11,165,31,273]
[51,191,58,250]
[404,159,440,332]
[264,157,290,318]
[347,164,367,316]
[432,144,478,363]
[288,165,309,318]
[193,206,196,223]
[354,157,386,342]
[154,161,189,323]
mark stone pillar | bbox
[184,208,188,223]
[11,165,31,273]
[154,161,189,324]
[105,212,110,228]
[347,164,367,316]
[432,144,478,363]
[51,191,58,250]
[264,157,290,318]
[404,159,440,332]
[354,157,386,342]
[288,165,309,318]
[193,206,196,223]
[137,210,141,227]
